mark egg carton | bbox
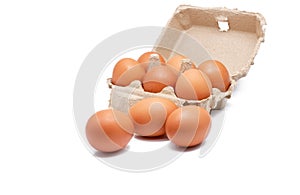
[108,5,265,112]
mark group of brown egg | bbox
[86,51,231,153]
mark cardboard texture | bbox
[108,5,266,112]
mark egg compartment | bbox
[108,6,265,112]
[210,79,236,109]
[107,78,236,113]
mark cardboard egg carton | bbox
[108,5,266,112]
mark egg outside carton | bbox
[107,78,236,113]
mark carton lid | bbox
[154,5,266,80]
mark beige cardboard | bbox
[154,5,266,80]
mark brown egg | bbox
[129,97,177,137]
[138,51,166,70]
[167,54,196,71]
[111,58,145,86]
[175,69,212,100]
[198,60,231,92]
[165,105,211,147]
[85,109,134,152]
[143,64,178,93]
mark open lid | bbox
[154,5,266,80]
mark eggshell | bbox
[85,109,134,152]
[112,58,145,86]
[167,54,196,71]
[165,105,211,147]
[175,69,212,100]
[198,60,231,92]
[129,97,177,137]
[143,64,178,93]
[138,51,166,70]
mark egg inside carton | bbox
[108,53,234,113]
[108,5,265,113]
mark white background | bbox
[1,0,300,194]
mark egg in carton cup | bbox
[107,56,234,113]
[108,5,265,112]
